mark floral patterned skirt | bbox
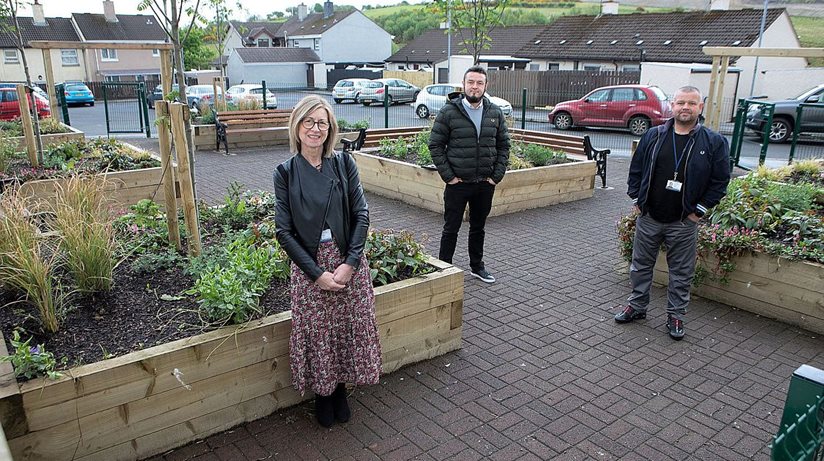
[289,241,382,396]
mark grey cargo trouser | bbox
[628,214,699,320]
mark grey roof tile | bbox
[72,13,166,41]
[0,16,80,48]
[387,25,545,63]
[515,8,786,64]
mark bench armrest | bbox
[583,135,610,188]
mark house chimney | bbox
[298,3,308,21]
[601,1,619,15]
[32,0,48,26]
[709,0,730,10]
[103,0,118,22]
[323,1,333,19]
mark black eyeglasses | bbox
[301,117,330,131]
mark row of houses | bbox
[0,0,819,101]
[0,0,165,84]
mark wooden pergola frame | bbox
[702,46,824,131]
[27,41,175,111]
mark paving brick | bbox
[128,146,806,461]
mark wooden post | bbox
[160,50,173,97]
[169,102,201,256]
[155,101,181,251]
[41,50,58,117]
[213,76,227,112]
[705,55,721,130]
[711,56,730,129]
[16,84,37,167]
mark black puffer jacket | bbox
[429,93,510,184]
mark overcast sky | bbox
[31,0,425,20]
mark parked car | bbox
[148,83,179,109]
[549,84,672,136]
[745,83,824,143]
[413,83,513,119]
[332,78,371,104]
[62,82,95,106]
[0,87,51,120]
[0,83,49,101]
[185,84,230,110]
[226,84,277,108]
[359,78,420,106]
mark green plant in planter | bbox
[0,189,63,333]
[365,229,433,286]
[0,131,16,173]
[338,119,370,132]
[616,168,824,285]
[0,329,62,380]
[188,236,289,324]
[52,175,116,293]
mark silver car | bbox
[332,78,371,104]
[360,78,420,106]
[414,84,513,118]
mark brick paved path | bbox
[127,139,823,461]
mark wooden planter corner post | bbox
[169,102,201,256]
[15,84,37,167]
[155,101,181,250]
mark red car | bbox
[0,87,51,121]
[549,84,672,136]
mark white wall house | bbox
[227,48,324,89]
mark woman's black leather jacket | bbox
[273,152,369,282]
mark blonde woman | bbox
[273,95,381,427]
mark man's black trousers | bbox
[438,181,495,272]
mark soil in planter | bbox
[0,264,290,375]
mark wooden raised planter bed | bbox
[0,257,463,461]
[653,251,824,335]
[192,124,289,151]
[352,127,597,217]
[12,124,85,151]
[16,166,180,210]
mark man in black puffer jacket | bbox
[429,65,510,283]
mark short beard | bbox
[465,93,482,104]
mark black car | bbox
[745,84,824,143]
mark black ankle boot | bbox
[315,393,335,428]
[332,383,351,423]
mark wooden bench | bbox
[215,109,293,154]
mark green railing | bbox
[772,365,824,461]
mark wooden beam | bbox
[705,56,721,130]
[169,103,201,256]
[703,46,824,58]
[41,50,58,115]
[16,84,37,166]
[155,101,181,251]
[28,41,174,50]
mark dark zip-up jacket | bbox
[273,152,369,282]
[429,93,510,184]
[628,118,730,218]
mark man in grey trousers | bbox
[614,86,730,340]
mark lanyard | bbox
[671,129,689,180]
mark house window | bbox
[257,38,269,47]
[583,64,602,71]
[313,39,320,51]
[529,64,539,71]
[101,49,118,61]
[152,49,160,57]
[547,63,560,70]
[3,49,19,64]
[104,75,121,82]
[622,64,641,72]
[61,49,79,66]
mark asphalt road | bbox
[64,91,822,165]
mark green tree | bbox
[313,3,323,12]
[181,27,217,70]
[432,0,510,64]
[267,11,285,19]
[372,8,440,44]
